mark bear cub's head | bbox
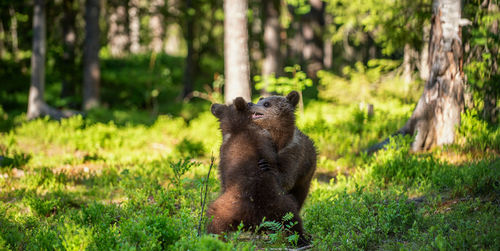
[248,91,299,131]
[211,97,252,134]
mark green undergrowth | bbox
[1,86,499,249]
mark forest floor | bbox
[1,98,499,250]
[1,55,499,250]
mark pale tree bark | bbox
[323,13,333,69]
[224,0,251,103]
[261,0,281,95]
[83,0,101,110]
[128,0,141,54]
[27,0,79,120]
[402,43,413,83]
[149,0,165,53]
[301,0,324,77]
[165,0,182,55]
[9,5,19,62]
[368,0,467,153]
[108,2,129,56]
[419,24,431,81]
[61,0,77,98]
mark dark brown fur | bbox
[248,91,317,210]
[207,97,306,241]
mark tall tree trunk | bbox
[224,0,251,103]
[261,0,281,95]
[403,43,413,83]
[83,0,101,110]
[149,0,165,53]
[323,13,333,69]
[27,0,78,120]
[368,0,466,153]
[9,5,19,62]
[108,2,129,56]
[128,0,141,54]
[419,24,431,81]
[61,0,77,99]
[181,0,194,98]
[301,0,324,77]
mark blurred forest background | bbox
[0,0,499,250]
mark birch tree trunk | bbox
[149,0,165,53]
[128,0,141,54]
[224,0,251,103]
[368,0,467,153]
[108,3,128,57]
[83,0,101,110]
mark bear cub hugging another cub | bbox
[207,91,316,246]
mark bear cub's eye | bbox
[263,102,271,108]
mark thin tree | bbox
[83,0,101,111]
[261,0,281,95]
[301,0,324,77]
[368,0,469,153]
[224,0,251,103]
[181,0,194,98]
[61,0,77,98]
[27,0,77,120]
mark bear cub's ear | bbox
[211,103,226,118]
[286,91,300,108]
[233,97,248,111]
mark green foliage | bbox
[254,65,313,95]
[259,212,300,247]
[325,0,430,56]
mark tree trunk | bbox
[368,0,466,153]
[301,0,324,77]
[224,0,251,103]
[181,0,194,98]
[261,0,281,95]
[108,2,129,56]
[419,24,431,81]
[61,0,77,99]
[9,5,19,62]
[403,43,413,83]
[323,13,333,69]
[83,0,101,110]
[27,0,79,120]
[149,0,165,53]
[128,0,141,54]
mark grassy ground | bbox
[1,57,499,250]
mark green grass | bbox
[1,63,499,249]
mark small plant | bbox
[259,212,300,247]
[168,158,196,189]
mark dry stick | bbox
[197,154,215,236]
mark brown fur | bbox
[207,97,306,242]
[248,91,317,210]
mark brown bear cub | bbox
[207,97,307,245]
[248,91,317,210]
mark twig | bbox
[197,154,215,236]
